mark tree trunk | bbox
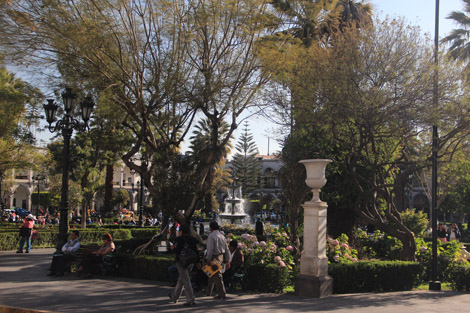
[356,207,417,261]
[103,164,114,216]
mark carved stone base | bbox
[295,274,333,298]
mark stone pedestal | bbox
[295,159,333,298]
[295,274,333,298]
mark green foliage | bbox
[353,229,403,260]
[30,191,51,208]
[446,263,470,291]
[329,261,422,293]
[128,228,159,239]
[150,152,196,217]
[442,2,470,62]
[438,155,470,218]
[116,253,174,282]
[230,122,261,192]
[244,263,291,293]
[400,209,429,237]
[111,189,130,209]
[0,228,132,251]
[415,238,468,282]
[0,65,43,173]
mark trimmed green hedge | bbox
[0,229,133,251]
[446,264,470,291]
[116,253,174,282]
[329,261,422,293]
[244,263,291,293]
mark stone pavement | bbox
[1,248,469,313]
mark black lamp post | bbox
[33,174,45,217]
[0,172,4,212]
[429,0,441,291]
[43,87,94,250]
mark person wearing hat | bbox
[205,221,230,300]
[17,215,34,253]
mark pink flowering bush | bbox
[237,231,296,271]
[236,229,295,293]
[327,234,358,264]
[219,226,297,292]
[273,231,290,248]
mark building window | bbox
[264,168,276,189]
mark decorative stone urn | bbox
[295,159,333,298]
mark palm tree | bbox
[270,0,372,47]
[442,0,470,61]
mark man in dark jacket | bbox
[223,239,244,290]
[169,224,198,307]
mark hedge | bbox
[0,229,133,251]
[329,261,422,293]
[244,263,291,293]
[447,264,470,291]
[116,253,174,282]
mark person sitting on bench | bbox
[78,233,115,278]
[48,230,81,277]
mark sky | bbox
[30,0,467,155]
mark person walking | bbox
[205,221,230,300]
[255,218,264,241]
[448,223,461,242]
[17,215,34,253]
[169,224,198,307]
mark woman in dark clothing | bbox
[169,224,199,307]
[437,224,447,243]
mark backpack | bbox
[179,238,198,268]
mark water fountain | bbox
[218,184,249,225]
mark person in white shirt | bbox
[205,221,230,300]
[47,230,81,277]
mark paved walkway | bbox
[1,248,469,312]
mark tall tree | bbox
[189,118,233,213]
[442,0,470,63]
[0,63,43,178]
[1,0,272,227]
[231,122,261,193]
[271,18,470,261]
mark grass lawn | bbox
[414,282,452,291]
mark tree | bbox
[442,0,470,62]
[0,63,43,177]
[267,18,470,261]
[188,118,233,213]
[1,0,272,229]
[231,122,261,193]
[270,0,372,47]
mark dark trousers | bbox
[50,254,77,274]
[80,253,102,274]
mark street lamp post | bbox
[43,87,94,250]
[429,0,441,291]
[33,174,45,217]
[0,172,4,212]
